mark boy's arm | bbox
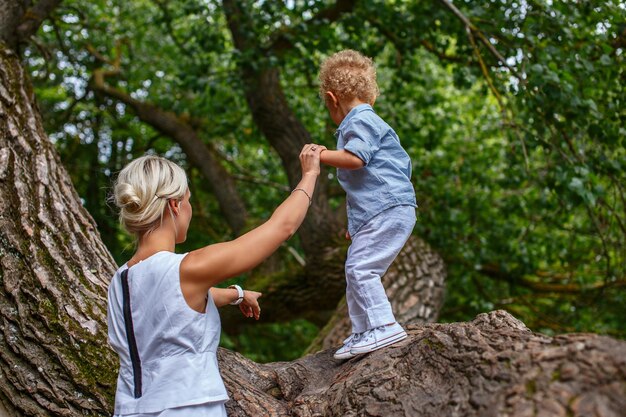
[320,149,365,170]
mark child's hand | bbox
[239,290,262,320]
[313,144,328,162]
[345,231,351,240]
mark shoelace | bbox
[363,326,387,341]
[348,333,362,345]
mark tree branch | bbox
[16,0,63,42]
[1,0,61,48]
[88,44,249,234]
[437,0,524,82]
[478,263,626,294]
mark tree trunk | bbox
[0,41,117,416]
[219,310,626,417]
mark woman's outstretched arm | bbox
[180,144,322,302]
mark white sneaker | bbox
[333,333,362,360]
[350,322,407,355]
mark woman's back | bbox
[107,251,228,415]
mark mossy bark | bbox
[0,42,118,415]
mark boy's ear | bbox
[325,91,339,108]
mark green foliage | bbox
[28,0,626,361]
[220,320,319,363]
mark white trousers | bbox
[345,205,416,334]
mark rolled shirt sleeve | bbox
[342,119,381,166]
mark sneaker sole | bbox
[333,350,356,360]
[350,331,407,355]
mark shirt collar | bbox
[336,103,373,134]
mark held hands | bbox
[300,144,326,176]
[239,290,262,320]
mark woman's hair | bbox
[318,49,379,104]
[113,155,188,235]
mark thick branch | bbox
[0,40,116,416]
[89,49,248,234]
[15,0,62,42]
[220,310,626,416]
[0,0,60,48]
[222,0,339,253]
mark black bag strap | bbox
[120,269,142,398]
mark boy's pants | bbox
[346,205,416,334]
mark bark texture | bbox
[0,42,118,415]
[220,310,626,417]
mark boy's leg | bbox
[345,205,416,333]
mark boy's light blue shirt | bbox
[335,103,417,237]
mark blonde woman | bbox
[107,145,322,416]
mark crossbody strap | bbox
[120,269,142,398]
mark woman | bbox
[107,144,323,416]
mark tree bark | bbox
[0,0,62,51]
[220,310,626,417]
[0,41,117,416]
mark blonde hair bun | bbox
[113,155,188,235]
[115,182,142,213]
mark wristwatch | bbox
[228,284,244,305]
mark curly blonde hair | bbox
[318,49,379,104]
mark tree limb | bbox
[437,0,524,82]
[0,0,60,48]
[221,310,626,416]
[88,43,249,234]
[14,0,63,43]
[478,263,626,294]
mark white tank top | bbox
[107,251,229,415]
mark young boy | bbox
[316,50,417,360]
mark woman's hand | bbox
[300,144,325,177]
[239,290,262,320]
